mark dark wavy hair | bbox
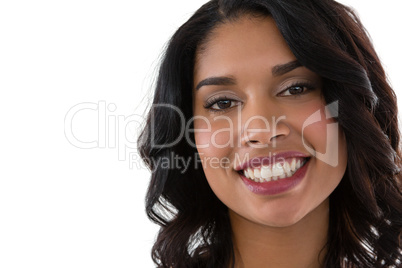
[138,0,402,267]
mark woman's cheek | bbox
[194,118,234,158]
[292,103,341,163]
[193,117,211,150]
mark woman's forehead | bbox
[194,16,296,84]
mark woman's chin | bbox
[254,212,305,228]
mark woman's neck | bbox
[229,199,329,268]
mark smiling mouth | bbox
[238,157,310,183]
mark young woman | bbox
[139,0,402,267]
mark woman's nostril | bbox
[270,133,286,141]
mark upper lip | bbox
[234,151,310,171]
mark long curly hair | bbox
[138,0,402,267]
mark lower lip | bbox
[240,159,309,196]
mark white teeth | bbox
[261,165,272,179]
[290,158,296,172]
[254,169,261,178]
[248,168,255,179]
[296,160,301,169]
[272,163,285,177]
[283,162,291,174]
[283,162,292,177]
[241,157,307,183]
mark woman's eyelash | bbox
[203,96,239,111]
[203,82,316,111]
[278,82,317,96]
[204,96,230,109]
[204,96,226,108]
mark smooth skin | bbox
[193,15,347,268]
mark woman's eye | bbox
[280,85,312,96]
[212,100,233,110]
[288,86,305,95]
[204,98,240,111]
[211,100,236,110]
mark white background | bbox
[0,0,400,267]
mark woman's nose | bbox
[239,102,290,148]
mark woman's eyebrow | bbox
[195,60,302,90]
[272,60,302,76]
[195,76,236,90]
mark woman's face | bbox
[193,16,347,227]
